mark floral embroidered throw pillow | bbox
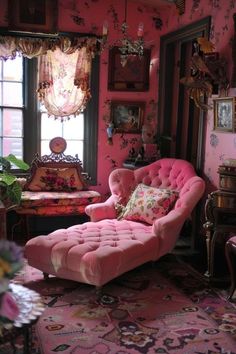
[118,183,179,225]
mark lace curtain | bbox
[37,46,92,120]
[0,35,99,120]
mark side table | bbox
[203,189,236,281]
[0,283,44,353]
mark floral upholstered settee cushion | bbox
[27,167,85,192]
[118,183,179,225]
[16,190,101,216]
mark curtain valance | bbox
[0,35,100,60]
[0,35,100,120]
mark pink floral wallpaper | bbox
[57,0,167,198]
[163,0,236,196]
[1,0,236,198]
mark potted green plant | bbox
[0,155,29,208]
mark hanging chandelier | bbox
[102,0,144,67]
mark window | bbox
[0,54,99,184]
[41,111,84,162]
[0,56,24,159]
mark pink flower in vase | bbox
[0,291,19,321]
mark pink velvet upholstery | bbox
[25,158,205,287]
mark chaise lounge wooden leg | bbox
[95,286,103,296]
[11,217,23,241]
[43,272,49,280]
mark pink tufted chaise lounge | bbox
[25,158,205,287]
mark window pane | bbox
[66,141,83,162]
[3,56,23,81]
[63,115,84,140]
[3,137,23,159]
[41,113,84,161]
[0,109,2,156]
[3,83,23,106]
[3,109,23,137]
[0,110,2,134]
[41,140,51,156]
[41,139,83,163]
[41,114,84,140]
[41,114,62,139]
[0,83,2,105]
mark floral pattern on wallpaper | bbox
[57,0,236,196]
[209,134,219,148]
[177,0,236,191]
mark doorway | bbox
[158,16,211,172]
[158,17,211,252]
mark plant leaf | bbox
[6,181,22,205]
[4,154,29,170]
[0,156,11,171]
[1,173,16,186]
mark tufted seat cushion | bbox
[25,219,158,286]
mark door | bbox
[158,17,211,172]
[158,17,211,252]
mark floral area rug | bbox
[6,255,236,353]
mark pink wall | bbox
[57,0,171,198]
[1,0,235,198]
[57,0,236,198]
[159,0,236,195]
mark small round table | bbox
[0,283,44,353]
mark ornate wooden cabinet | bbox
[203,165,236,281]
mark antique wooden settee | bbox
[15,137,101,237]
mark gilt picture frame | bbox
[8,0,58,34]
[108,47,151,92]
[111,101,145,134]
[213,97,236,132]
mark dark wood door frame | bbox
[158,16,211,174]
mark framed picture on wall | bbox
[8,0,58,34]
[111,101,145,134]
[108,47,151,91]
[213,97,236,132]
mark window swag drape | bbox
[0,35,100,120]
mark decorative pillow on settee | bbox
[118,183,179,225]
[27,167,86,192]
